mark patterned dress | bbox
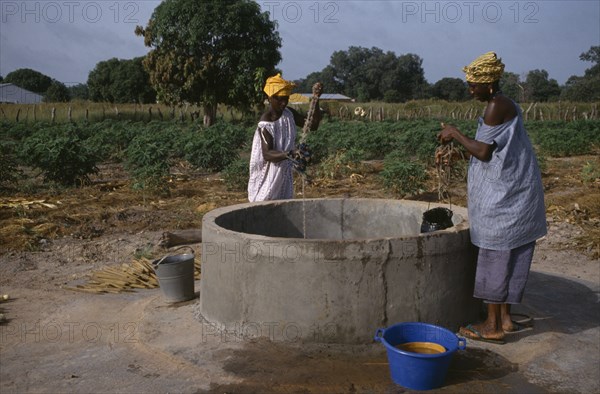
[248,108,296,202]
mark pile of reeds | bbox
[65,258,201,294]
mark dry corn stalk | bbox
[64,258,201,294]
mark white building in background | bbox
[0,83,43,104]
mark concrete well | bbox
[199,198,479,344]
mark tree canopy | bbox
[44,81,71,103]
[561,46,600,102]
[295,46,427,102]
[4,68,53,94]
[135,0,282,126]
[430,78,469,101]
[88,57,156,104]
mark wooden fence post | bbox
[33,105,36,121]
[68,106,72,122]
[157,107,163,121]
[85,108,89,121]
[15,108,21,122]
[51,107,56,123]
[148,106,153,120]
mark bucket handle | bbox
[153,245,196,267]
[457,336,467,350]
[374,328,384,342]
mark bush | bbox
[0,141,22,187]
[184,121,247,171]
[19,124,99,186]
[527,120,600,157]
[125,126,178,193]
[222,157,249,191]
[380,151,428,196]
[314,148,367,180]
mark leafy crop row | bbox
[1,118,598,195]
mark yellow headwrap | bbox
[463,52,505,83]
[263,73,296,97]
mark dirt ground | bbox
[0,155,598,393]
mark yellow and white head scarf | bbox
[463,52,505,83]
[263,73,296,97]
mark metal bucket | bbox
[153,246,196,303]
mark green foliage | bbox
[380,151,428,196]
[88,57,156,104]
[222,157,249,191]
[4,68,52,94]
[325,47,427,102]
[524,69,561,102]
[315,148,367,179]
[0,140,22,187]
[19,124,99,186]
[184,121,247,171]
[44,81,71,103]
[430,78,469,101]
[136,0,281,125]
[527,120,600,156]
[86,120,142,161]
[535,148,548,174]
[581,160,600,184]
[125,124,179,192]
[68,84,89,101]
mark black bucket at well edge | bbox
[152,248,195,303]
[420,207,454,233]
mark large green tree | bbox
[317,46,426,102]
[524,69,561,102]
[44,81,71,102]
[4,68,52,94]
[135,0,281,126]
[88,57,156,104]
[430,78,469,101]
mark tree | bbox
[324,46,427,102]
[44,81,71,102]
[88,57,156,104]
[500,72,523,102]
[294,66,342,94]
[430,78,469,101]
[68,83,90,101]
[561,46,600,102]
[4,68,52,93]
[88,58,120,102]
[135,0,281,126]
[524,69,561,102]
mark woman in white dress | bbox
[248,74,322,202]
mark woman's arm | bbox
[438,123,495,162]
[259,128,289,162]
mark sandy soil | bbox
[0,155,598,393]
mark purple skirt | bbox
[473,241,536,304]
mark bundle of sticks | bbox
[65,258,201,294]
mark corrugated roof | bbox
[0,83,43,104]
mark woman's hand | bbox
[438,122,460,144]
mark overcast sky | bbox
[1,1,599,88]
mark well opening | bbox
[200,198,479,344]
[214,199,464,239]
